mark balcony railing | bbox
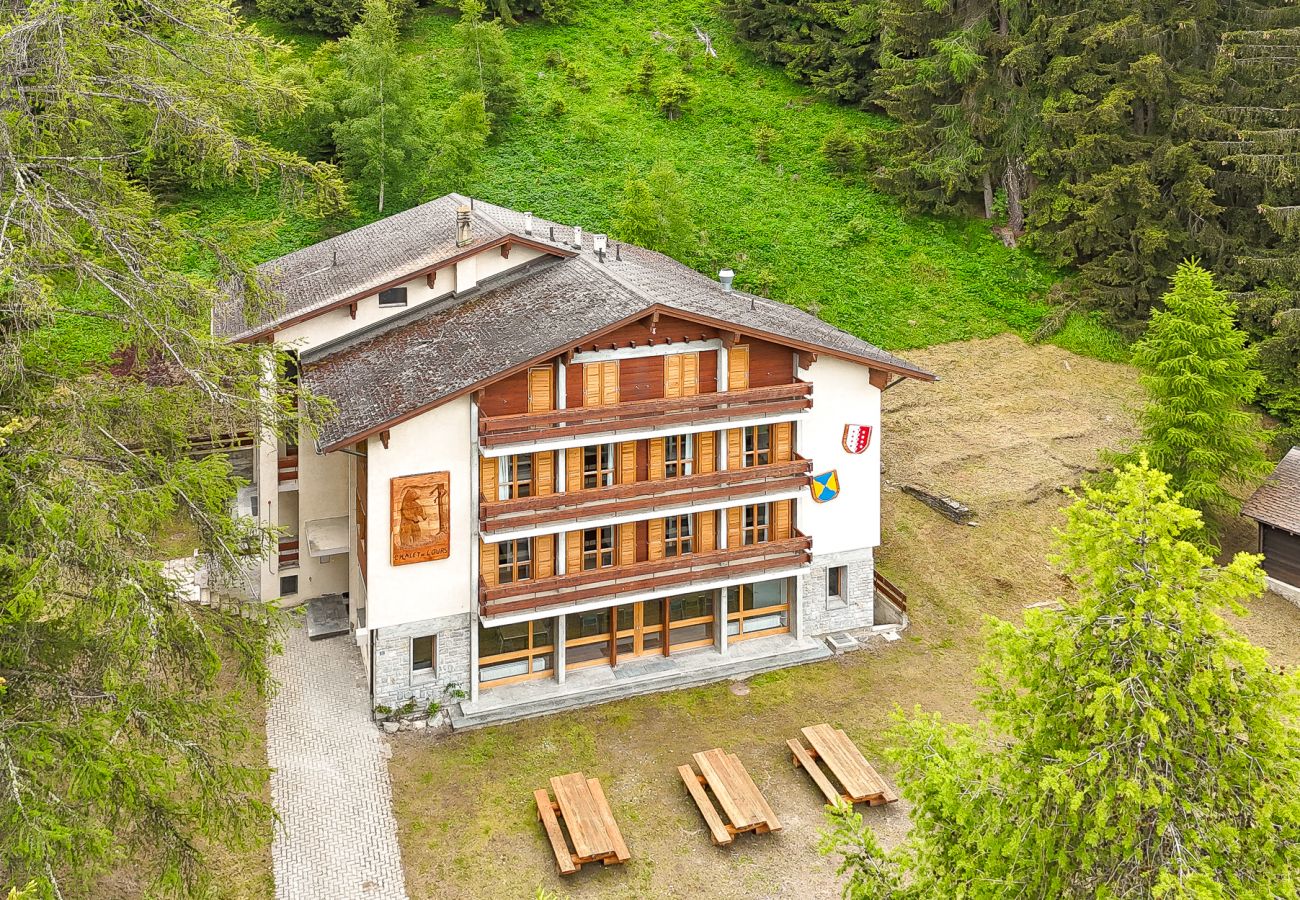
[479,533,811,618]
[278,538,300,570]
[277,454,299,485]
[480,457,812,535]
[478,381,812,449]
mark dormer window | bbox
[378,286,408,308]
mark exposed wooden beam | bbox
[349,301,358,320]
[798,350,818,369]
[868,368,889,390]
[379,430,390,449]
[500,241,513,259]
[426,270,437,289]
[650,311,660,334]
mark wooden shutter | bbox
[536,451,554,495]
[773,500,792,540]
[727,507,742,548]
[479,455,497,501]
[601,361,619,405]
[619,442,636,485]
[728,345,750,391]
[773,422,792,462]
[648,438,666,480]
[618,523,635,565]
[682,353,699,396]
[664,354,682,399]
[480,540,497,588]
[566,531,581,572]
[527,366,554,412]
[727,428,742,470]
[696,431,716,474]
[535,534,554,578]
[647,517,665,561]
[696,510,716,552]
[565,447,582,492]
[583,363,601,407]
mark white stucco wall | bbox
[796,355,882,555]
[292,426,350,600]
[362,396,474,629]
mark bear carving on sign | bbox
[391,472,451,565]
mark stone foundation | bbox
[372,613,473,717]
[801,548,877,635]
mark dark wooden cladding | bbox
[574,314,719,353]
[479,368,532,418]
[480,534,811,617]
[699,349,719,393]
[873,570,908,612]
[747,337,797,388]
[481,458,812,532]
[480,381,810,447]
[1262,524,1300,586]
[619,355,663,403]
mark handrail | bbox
[873,569,907,612]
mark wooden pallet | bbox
[679,748,781,845]
[534,773,630,874]
[789,724,898,806]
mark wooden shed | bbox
[1242,447,1300,602]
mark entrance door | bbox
[614,600,667,662]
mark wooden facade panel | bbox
[727,507,742,548]
[648,437,666,480]
[748,338,797,388]
[773,422,792,462]
[620,355,664,403]
[535,533,555,579]
[648,517,665,561]
[566,530,581,573]
[1263,524,1300,586]
[480,539,497,588]
[536,451,555,496]
[773,499,792,540]
[619,441,636,484]
[583,361,620,407]
[697,509,717,552]
[618,523,636,566]
[572,315,719,352]
[479,455,497,500]
[699,349,719,394]
[728,345,750,391]
[697,430,717,474]
[726,428,742,470]
[479,369,532,418]
[565,447,582,492]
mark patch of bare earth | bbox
[389,334,1300,900]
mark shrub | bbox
[753,124,776,163]
[821,127,862,174]
[633,53,657,94]
[564,61,592,91]
[255,0,413,35]
[542,94,568,116]
[656,74,696,120]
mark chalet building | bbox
[1243,448,1300,606]
[215,195,935,726]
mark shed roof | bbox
[1243,448,1300,533]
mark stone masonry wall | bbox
[802,548,877,635]
[372,612,473,716]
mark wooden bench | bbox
[679,748,781,845]
[788,724,899,806]
[534,772,630,874]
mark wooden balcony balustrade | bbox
[480,457,813,533]
[278,454,299,484]
[278,538,300,569]
[478,381,812,448]
[479,533,811,618]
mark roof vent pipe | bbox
[524,212,533,235]
[573,225,583,248]
[719,269,735,292]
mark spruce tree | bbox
[451,0,522,130]
[614,162,694,260]
[327,0,435,213]
[823,459,1300,898]
[1131,261,1270,515]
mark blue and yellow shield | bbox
[810,470,840,503]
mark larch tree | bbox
[0,0,341,895]
[328,0,435,213]
[450,0,522,131]
[823,459,1300,898]
[1131,260,1270,516]
[614,162,695,261]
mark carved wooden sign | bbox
[390,472,450,565]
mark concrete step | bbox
[450,640,831,730]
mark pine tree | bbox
[0,0,341,894]
[451,0,522,130]
[822,459,1300,898]
[255,0,414,35]
[1131,261,1270,515]
[328,0,435,213]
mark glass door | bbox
[613,600,667,661]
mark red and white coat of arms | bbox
[842,424,873,454]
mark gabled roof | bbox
[298,198,935,451]
[1243,448,1300,533]
[212,194,574,341]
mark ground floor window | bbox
[828,565,847,604]
[479,619,554,686]
[411,634,436,675]
[565,608,613,669]
[727,579,791,640]
[615,600,666,658]
[669,589,716,650]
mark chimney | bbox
[524,212,533,235]
[593,234,607,255]
[719,269,735,292]
[456,205,472,247]
[573,225,583,248]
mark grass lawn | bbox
[387,334,1300,899]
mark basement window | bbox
[279,575,298,597]
[378,286,408,308]
[828,566,847,606]
[411,634,437,675]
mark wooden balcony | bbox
[478,381,812,449]
[480,457,812,535]
[277,454,299,485]
[479,533,811,618]
[278,538,300,569]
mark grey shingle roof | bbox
[275,195,933,449]
[211,194,572,340]
[1243,448,1300,533]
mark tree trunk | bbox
[378,180,385,215]
[1005,160,1026,234]
[983,171,995,220]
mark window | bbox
[742,424,772,467]
[828,566,847,603]
[664,514,693,557]
[411,635,436,674]
[664,433,694,478]
[499,454,534,500]
[378,286,407,307]
[742,503,771,545]
[582,526,616,571]
[582,444,616,489]
[279,575,298,596]
[497,538,532,584]
[565,609,613,669]
[668,590,715,650]
[727,579,791,639]
[479,620,554,685]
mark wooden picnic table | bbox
[534,772,630,874]
[788,723,898,806]
[678,748,781,845]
